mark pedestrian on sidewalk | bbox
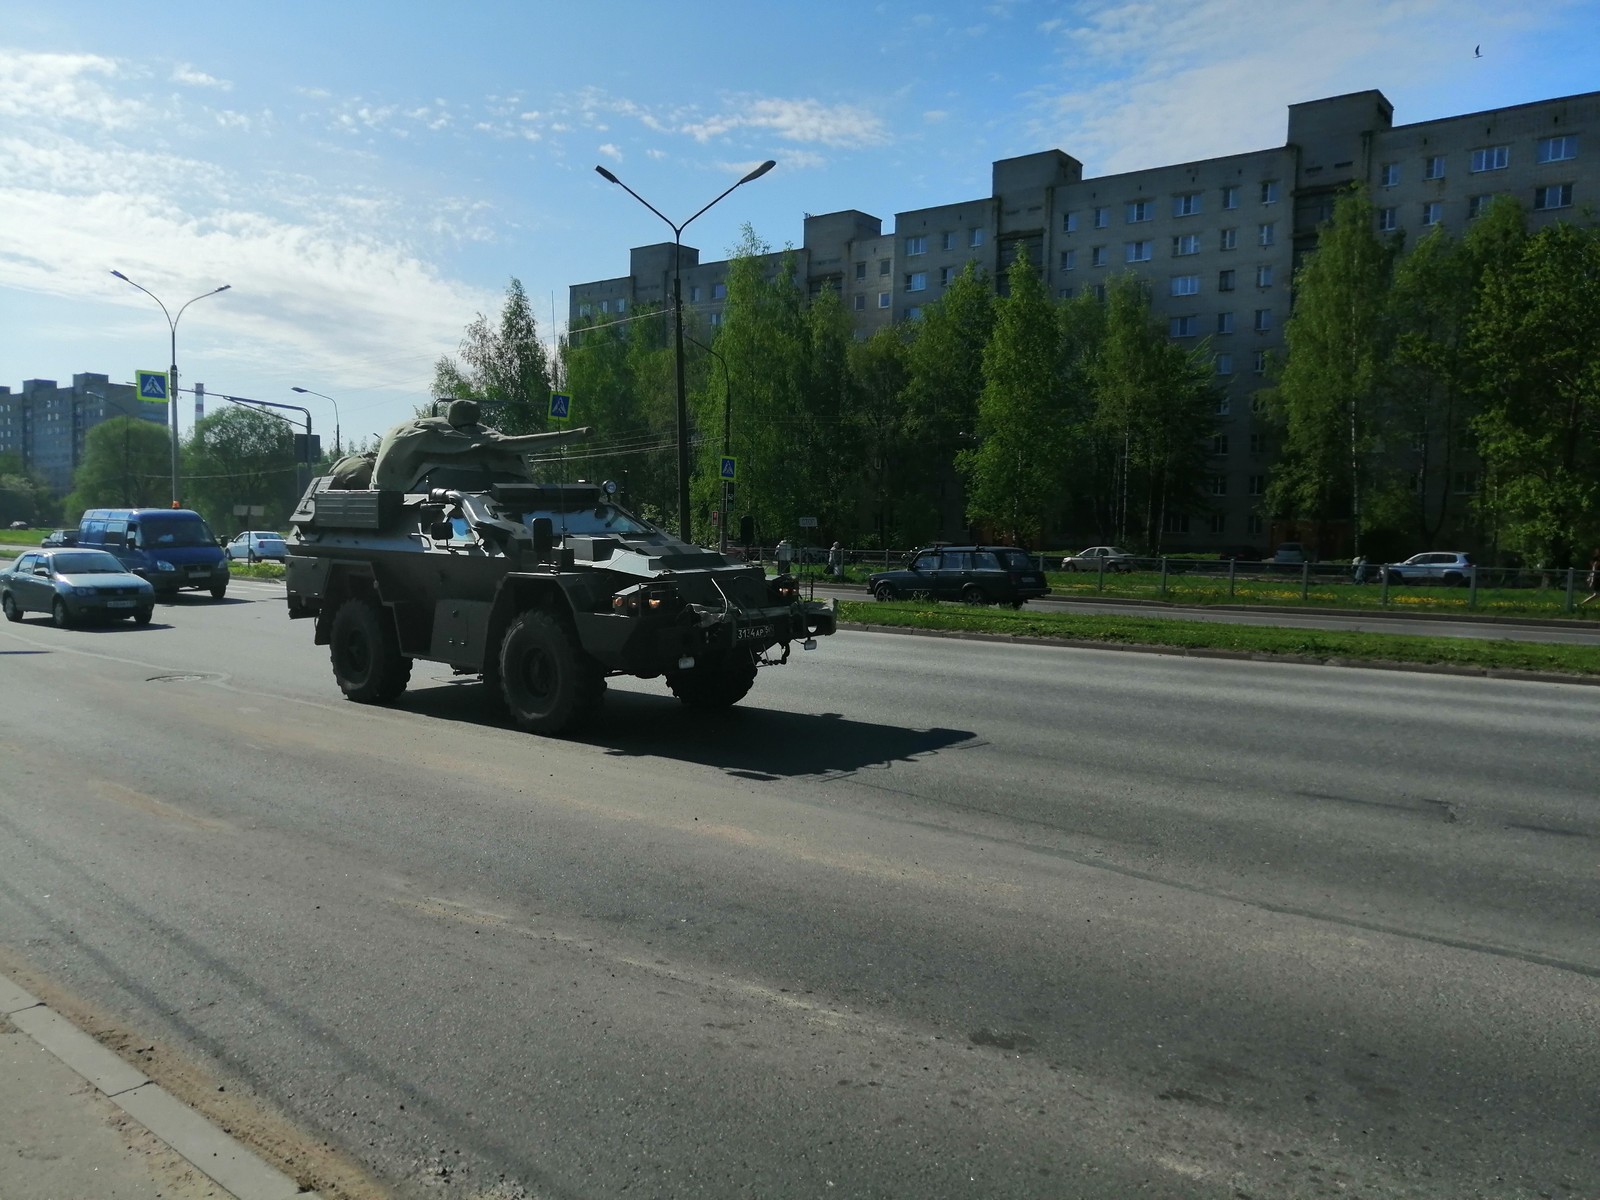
[1580,548,1600,607]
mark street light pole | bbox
[594,160,775,542]
[110,271,231,506]
[291,387,341,456]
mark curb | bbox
[836,620,1600,687]
[0,970,322,1200]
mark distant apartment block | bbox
[0,373,167,492]
[570,88,1599,547]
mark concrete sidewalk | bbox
[1,972,320,1200]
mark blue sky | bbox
[2,0,1596,445]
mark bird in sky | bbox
[1475,44,1482,57]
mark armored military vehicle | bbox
[284,401,835,735]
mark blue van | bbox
[77,508,230,598]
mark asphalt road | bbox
[1,582,1596,1199]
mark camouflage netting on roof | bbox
[369,403,592,492]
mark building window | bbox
[1169,315,1199,337]
[1422,201,1443,226]
[1126,240,1153,263]
[1211,434,1229,455]
[1217,311,1235,334]
[1174,193,1202,217]
[1171,274,1200,296]
[1452,470,1479,494]
[969,228,985,247]
[855,262,866,280]
[1092,246,1108,267]
[1221,185,1239,210]
[1468,194,1493,218]
[1471,145,1510,172]
[1248,474,1266,496]
[1248,515,1264,535]
[1093,283,1107,302]
[906,306,923,320]
[1215,395,1232,416]
[853,294,865,311]
[1256,265,1273,287]
[1207,514,1227,535]
[1380,162,1399,187]
[906,272,927,292]
[1254,308,1272,332]
[688,285,702,303]
[1535,183,1574,210]
[1062,211,1078,233]
[1250,433,1267,453]
[1060,250,1076,271]
[1208,474,1228,496]
[577,303,592,317]
[1252,351,1268,375]
[906,235,927,256]
[1220,227,1237,251]
[1215,353,1234,375]
[939,265,957,285]
[1538,135,1578,163]
[713,282,727,300]
[708,311,723,327]
[1163,513,1191,534]
[1172,233,1200,256]
[1218,269,1236,292]
[1058,287,1074,299]
[1127,200,1153,223]
[879,259,891,275]
[1258,223,1275,247]
[1093,207,1109,229]
[1378,207,1397,232]
[878,292,890,309]
[1424,155,1446,180]
[1260,180,1279,204]
[941,231,957,251]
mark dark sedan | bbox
[1,549,156,626]
[869,545,1050,608]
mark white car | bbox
[226,531,287,562]
[1061,545,1136,573]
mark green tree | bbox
[957,254,1066,544]
[63,417,173,517]
[1470,220,1600,566]
[183,406,297,533]
[1267,188,1398,554]
[845,326,913,546]
[432,277,553,435]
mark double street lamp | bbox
[291,386,341,456]
[593,159,775,542]
[109,270,231,506]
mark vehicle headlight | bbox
[154,560,176,571]
[73,586,96,596]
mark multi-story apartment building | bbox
[0,373,166,492]
[571,87,1598,549]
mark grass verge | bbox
[838,600,1600,678]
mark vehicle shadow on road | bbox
[395,678,977,779]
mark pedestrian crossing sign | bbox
[136,370,168,402]
[720,456,737,480]
[549,391,572,421]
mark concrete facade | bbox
[0,373,167,493]
[569,88,1600,549]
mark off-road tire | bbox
[52,598,71,628]
[666,650,758,710]
[499,609,604,735]
[330,596,411,703]
[1,593,20,623]
[873,582,898,602]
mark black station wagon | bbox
[868,545,1050,608]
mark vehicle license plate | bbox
[107,599,135,608]
[736,623,773,642]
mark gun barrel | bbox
[494,426,594,450]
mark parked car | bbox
[1381,551,1476,586]
[1270,542,1308,565]
[1061,545,1137,573]
[7,520,27,530]
[1,548,156,626]
[869,545,1050,608]
[226,530,287,562]
[40,529,78,547]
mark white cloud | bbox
[598,142,622,161]
[0,50,148,130]
[172,64,231,90]
[681,97,889,147]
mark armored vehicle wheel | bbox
[667,650,758,710]
[873,582,898,602]
[330,596,411,703]
[499,609,604,735]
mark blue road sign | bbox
[720,456,737,480]
[136,370,168,401]
[548,391,572,421]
